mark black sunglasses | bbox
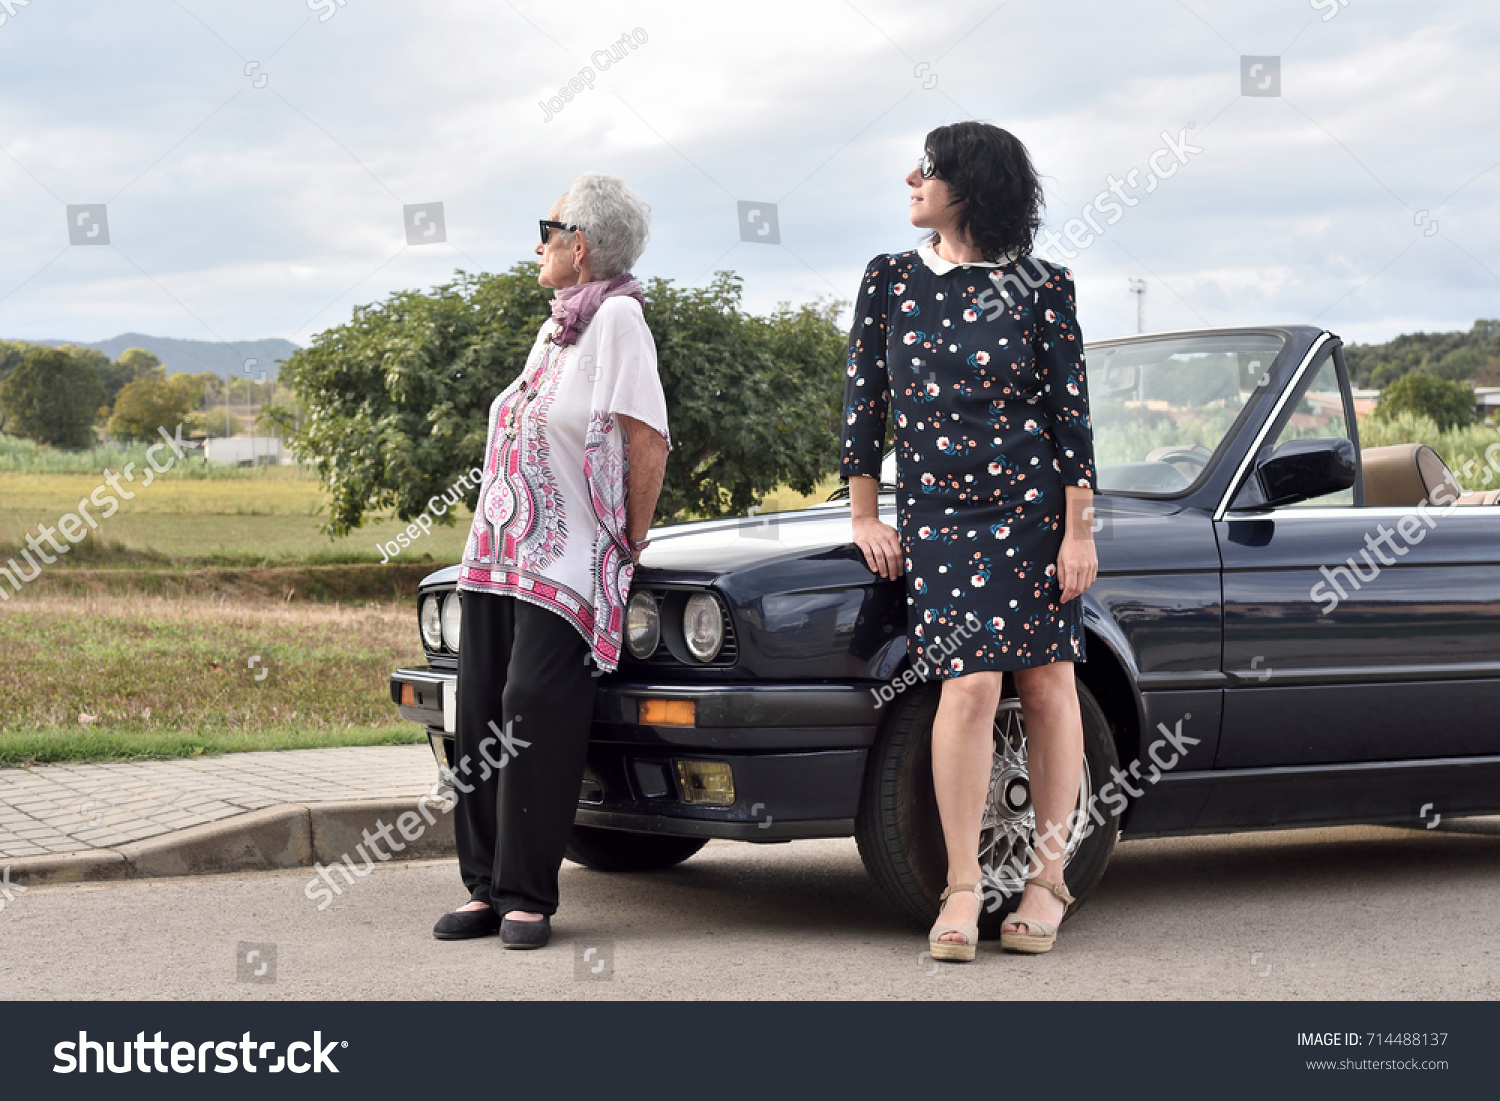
[918,151,938,179]
[539,219,581,245]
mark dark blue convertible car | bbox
[392,324,1500,933]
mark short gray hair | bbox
[559,173,651,280]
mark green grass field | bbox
[0,468,472,567]
[0,594,427,766]
[0,449,450,762]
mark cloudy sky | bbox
[1,0,1496,354]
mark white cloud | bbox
[0,0,1495,350]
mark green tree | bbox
[193,371,225,407]
[0,347,105,448]
[0,340,28,385]
[98,347,165,408]
[1374,372,1474,432]
[0,340,29,432]
[107,376,196,441]
[1427,345,1500,384]
[645,273,846,517]
[166,372,209,410]
[116,347,163,374]
[1346,319,1500,388]
[280,262,847,535]
[281,265,554,534]
[58,344,112,376]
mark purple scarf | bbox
[549,272,645,346]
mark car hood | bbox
[633,501,871,575]
[416,493,1187,589]
[416,501,870,589]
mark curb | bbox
[5,798,455,887]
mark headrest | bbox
[1361,443,1461,507]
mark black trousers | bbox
[452,591,599,915]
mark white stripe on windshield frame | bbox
[1213,332,1333,522]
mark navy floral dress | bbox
[840,245,1096,678]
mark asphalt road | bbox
[3,822,1498,1000]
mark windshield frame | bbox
[1082,327,1294,501]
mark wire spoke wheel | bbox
[856,681,1119,935]
[976,699,1094,903]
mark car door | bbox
[1215,341,1500,768]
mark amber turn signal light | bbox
[400,683,415,706]
[638,698,696,727]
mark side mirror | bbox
[1231,437,1356,510]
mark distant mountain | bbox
[25,333,301,379]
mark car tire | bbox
[855,679,1120,937]
[563,825,709,872]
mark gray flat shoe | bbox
[432,906,499,941]
[500,914,552,949]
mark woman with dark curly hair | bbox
[842,122,1097,961]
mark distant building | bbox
[204,436,289,466]
[1473,387,1500,422]
[1349,388,1380,418]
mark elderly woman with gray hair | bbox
[432,173,670,949]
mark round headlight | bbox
[440,591,463,652]
[625,590,661,659]
[419,594,443,651]
[683,592,724,663]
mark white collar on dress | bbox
[917,240,1019,275]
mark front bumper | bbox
[390,668,881,841]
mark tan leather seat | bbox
[1361,444,1463,507]
[1458,488,1500,506]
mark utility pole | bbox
[244,360,255,467]
[1128,279,1146,334]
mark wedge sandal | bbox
[999,876,1075,955]
[928,882,983,962]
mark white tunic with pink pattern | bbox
[457,296,670,671]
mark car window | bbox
[1267,352,1354,507]
[1089,333,1287,497]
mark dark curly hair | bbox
[922,122,1044,260]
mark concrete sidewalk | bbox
[0,745,435,861]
